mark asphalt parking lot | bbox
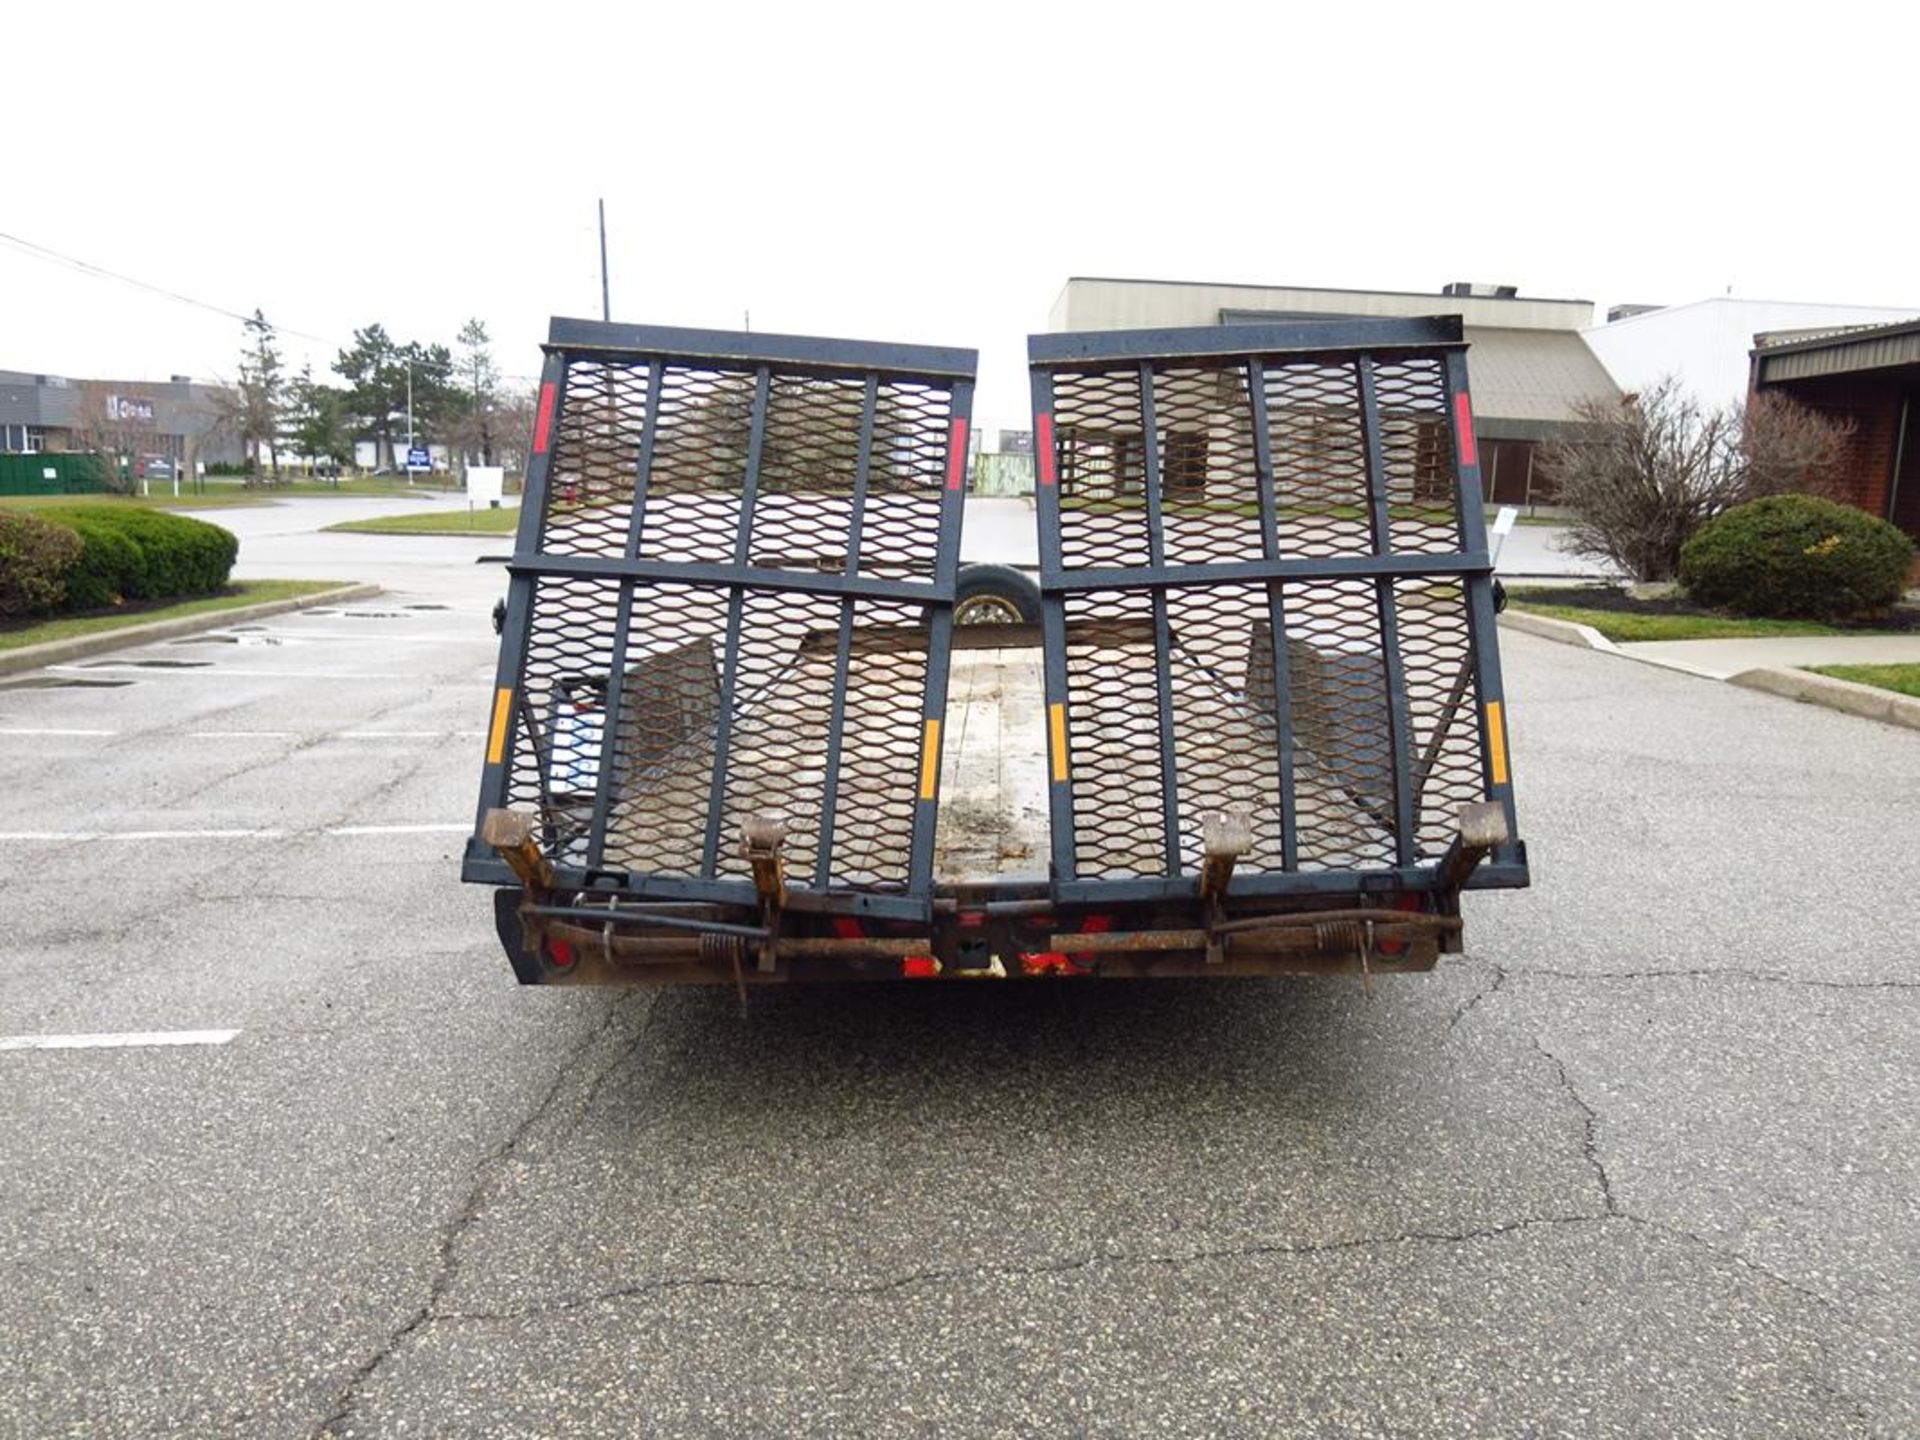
[1,499,1915,1437]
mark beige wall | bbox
[1049,279,1594,335]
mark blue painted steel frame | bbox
[463,320,976,924]
[1028,317,1528,907]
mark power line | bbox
[0,227,544,388]
[0,228,340,347]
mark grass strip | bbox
[0,580,346,652]
[1805,663,1920,698]
[325,507,521,535]
[1505,601,1843,644]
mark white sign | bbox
[106,394,154,422]
[43,467,57,481]
[466,465,505,507]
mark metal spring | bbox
[1314,919,1367,954]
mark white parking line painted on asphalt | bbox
[47,665,477,681]
[2,729,484,741]
[325,822,471,836]
[0,1029,241,1052]
[0,822,468,843]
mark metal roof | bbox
[1218,312,1617,437]
[1753,317,1920,383]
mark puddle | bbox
[170,635,285,648]
[405,603,451,611]
[0,677,136,689]
[81,659,212,670]
[301,610,338,617]
[336,611,409,620]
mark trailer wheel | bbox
[953,564,1042,626]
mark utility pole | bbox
[598,198,610,322]
[406,365,414,486]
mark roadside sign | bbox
[406,446,431,471]
[1490,505,1519,563]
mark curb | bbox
[1727,667,1920,732]
[0,583,383,677]
[1497,610,1618,653]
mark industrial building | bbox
[0,368,242,476]
[1586,297,1920,405]
[1047,278,1618,506]
[1750,318,1920,543]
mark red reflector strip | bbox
[902,955,940,979]
[1453,392,1477,467]
[946,417,968,490]
[1036,412,1056,485]
[533,381,557,455]
[1019,951,1089,977]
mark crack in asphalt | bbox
[1534,1039,1620,1217]
[1505,966,1918,992]
[311,996,646,1438]
[1448,961,1507,1029]
[430,1212,1621,1323]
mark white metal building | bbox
[1584,297,1920,405]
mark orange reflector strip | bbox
[919,718,941,801]
[1486,700,1508,786]
[1048,702,1068,782]
[486,687,514,765]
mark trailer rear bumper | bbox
[485,871,1528,989]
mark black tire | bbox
[953,564,1042,626]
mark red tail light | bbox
[902,955,940,979]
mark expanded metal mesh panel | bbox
[1035,327,1504,891]
[1265,360,1373,558]
[1395,578,1486,858]
[498,574,625,858]
[1053,576,1486,878]
[1049,354,1467,569]
[481,323,973,910]
[1372,357,1464,555]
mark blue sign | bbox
[406,446,431,471]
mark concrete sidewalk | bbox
[1614,633,1920,680]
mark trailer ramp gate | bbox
[465,320,974,923]
[1029,316,1526,907]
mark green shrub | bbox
[81,508,238,597]
[26,506,238,611]
[56,514,146,610]
[0,511,85,618]
[1680,495,1915,620]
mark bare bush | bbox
[1539,377,1855,581]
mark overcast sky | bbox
[5,1,1912,429]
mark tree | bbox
[453,318,502,466]
[236,309,284,480]
[335,324,458,472]
[335,324,405,471]
[1538,377,1855,582]
[285,364,353,479]
[64,380,158,493]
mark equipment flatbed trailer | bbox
[463,316,1527,986]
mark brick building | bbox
[1750,319,1920,543]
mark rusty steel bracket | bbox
[482,808,553,896]
[740,815,789,974]
[1199,809,1253,964]
[1434,801,1511,893]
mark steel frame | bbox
[1029,317,1526,906]
[463,319,975,923]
